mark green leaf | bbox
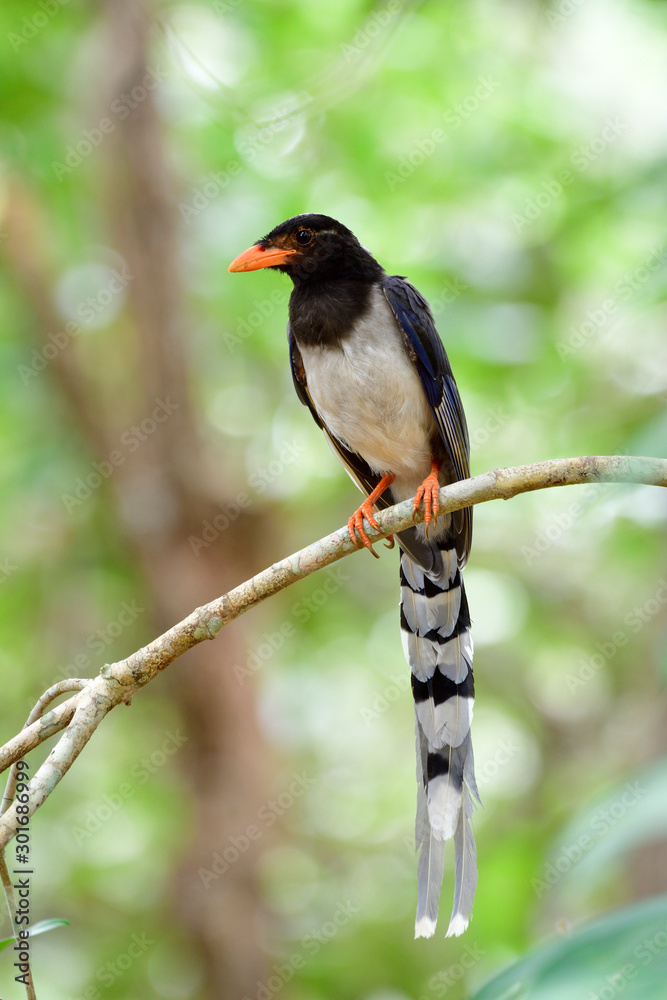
[0,918,70,953]
[471,895,667,1000]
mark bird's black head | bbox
[228,213,384,284]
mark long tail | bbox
[399,531,479,938]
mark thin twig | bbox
[0,696,82,774]
[1,681,89,814]
[0,851,17,939]
[24,680,90,728]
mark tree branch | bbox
[1,681,90,813]
[0,696,82,774]
[0,455,665,852]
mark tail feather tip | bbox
[414,915,437,939]
[446,913,469,938]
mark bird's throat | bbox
[289,278,377,348]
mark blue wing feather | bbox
[381,275,472,566]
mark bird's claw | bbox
[348,504,382,558]
[413,471,441,537]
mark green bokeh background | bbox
[1,0,667,998]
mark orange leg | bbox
[413,457,442,535]
[348,474,395,558]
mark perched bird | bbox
[229,214,478,938]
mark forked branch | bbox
[1,455,665,851]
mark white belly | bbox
[299,287,436,499]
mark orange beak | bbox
[228,243,297,273]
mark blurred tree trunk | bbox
[4,1,276,995]
[98,5,275,995]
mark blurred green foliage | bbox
[1,0,667,998]
[473,894,667,1000]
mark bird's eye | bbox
[295,229,314,246]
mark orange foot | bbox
[348,474,395,558]
[413,458,442,535]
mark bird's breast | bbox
[297,287,435,485]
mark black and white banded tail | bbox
[400,531,479,938]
